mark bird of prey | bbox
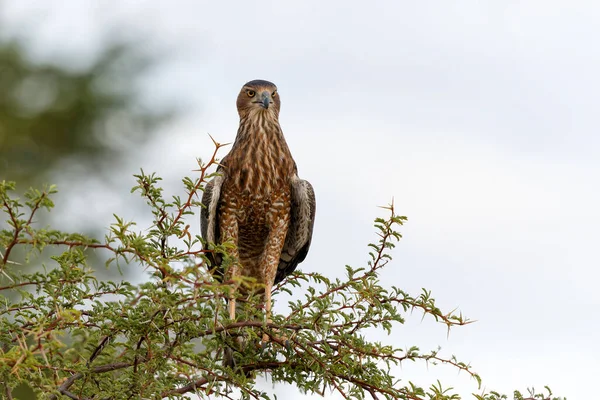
[200,80,316,348]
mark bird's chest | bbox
[219,134,295,227]
[219,182,291,228]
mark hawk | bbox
[200,80,316,349]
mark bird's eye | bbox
[246,90,255,97]
[272,90,277,97]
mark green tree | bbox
[0,144,565,400]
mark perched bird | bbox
[200,80,316,359]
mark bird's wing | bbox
[276,177,316,284]
[200,174,224,271]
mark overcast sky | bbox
[3,1,598,399]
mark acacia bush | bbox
[0,145,564,400]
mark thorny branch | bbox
[0,147,563,400]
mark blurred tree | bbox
[0,27,173,399]
[0,36,171,185]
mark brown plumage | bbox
[200,80,316,363]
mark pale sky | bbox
[3,1,599,399]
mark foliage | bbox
[0,29,174,290]
[0,35,171,185]
[0,144,564,399]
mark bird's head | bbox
[236,80,280,118]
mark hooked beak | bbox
[260,91,272,109]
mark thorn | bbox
[207,133,220,147]
[192,158,203,172]
[207,133,232,149]
[0,269,14,282]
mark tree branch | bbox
[49,361,146,400]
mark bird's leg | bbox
[222,252,240,322]
[226,255,243,350]
[219,213,242,368]
[224,256,243,369]
[227,263,240,321]
[260,211,290,345]
[220,213,240,321]
[260,276,290,348]
[262,282,273,344]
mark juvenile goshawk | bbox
[201,79,316,353]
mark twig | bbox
[286,205,399,321]
[1,189,48,268]
[4,385,13,400]
[60,389,83,400]
[1,199,21,268]
[49,361,145,400]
